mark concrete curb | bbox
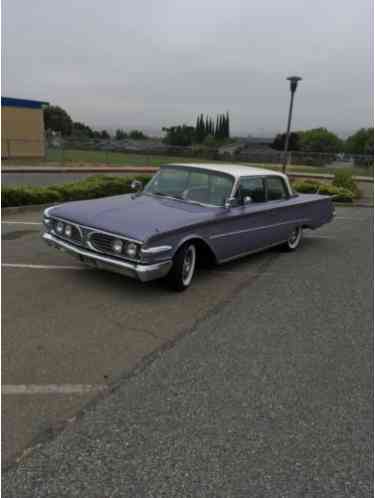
[2,166,374,183]
[2,203,59,215]
[287,171,374,183]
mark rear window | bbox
[266,177,288,201]
[238,177,265,203]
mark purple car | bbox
[42,163,334,291]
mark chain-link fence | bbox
[2,137,374,176]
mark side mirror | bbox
[131,179,143,193]
[243,195,253,205]
[224,197,235,209]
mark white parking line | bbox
[2,384,108,394]
[2,263,91,270]
[304,235,335,239]
[335,217,368,221]
[2,221,42,225]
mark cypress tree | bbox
[219,114,224,139]
[198,113,205,142]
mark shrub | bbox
[2,186,64,207]
[332,169,360,198]
[292,180,354,203]
[318,184,354,202]
[1,175,151,207]
[292,180,321,193]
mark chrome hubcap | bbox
[289,229,298,244]
[182,246,196,285]
[288,227,301,247]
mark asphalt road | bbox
[2,206,373,497]
[2,171,135,187]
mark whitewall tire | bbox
[167,243,197,291]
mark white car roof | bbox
[167,162,288,181]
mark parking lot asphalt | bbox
[2,206,373,497]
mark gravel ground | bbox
[3,207,373,497]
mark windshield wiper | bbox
[153,191,184,200]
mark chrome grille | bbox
[88,232,140,261]
[89,232,116,254]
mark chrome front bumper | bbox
[42,232,173,282]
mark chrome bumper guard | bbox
[42,232,172,282]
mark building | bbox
[1,97,49,159]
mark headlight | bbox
[112,239,123,254]
[126,242,138,258]
[64,225,72,237]
[43,217,51,228]
[56,221,64,234]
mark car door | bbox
[210,176,271,261]
[263,176,292,244]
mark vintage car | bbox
[42,163,334,291]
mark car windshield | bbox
[144,166,234,207]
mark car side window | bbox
[237,177,265,203]
[266,177,288,201]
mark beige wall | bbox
[1,106,45,158]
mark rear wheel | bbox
[167,243,197,291]
[282,226,303,251]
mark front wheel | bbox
[166,243,196,291]
[282,226,303,251]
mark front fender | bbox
[173,233,217,260]
[143,231,218,264]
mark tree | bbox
[71,121,94,138]
[271,132,300,151]
[345,128,373,155]
[129,129,148,140]
[299,128,342,153]
[44,105,73,136]
[115,129,128,140]
[195,114,205,143]
[100,130,110,139]
[162,125,195,146]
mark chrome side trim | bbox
[141,245,172,254]
[210,218,309,240]
[42,232,172,282]
[218,240,288,264]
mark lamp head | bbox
[287,76,302,93]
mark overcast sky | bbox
[2,0,373,137]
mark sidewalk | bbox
[2,165,158,173]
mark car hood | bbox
[49,193,217,241]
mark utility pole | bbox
[282,76,302,174]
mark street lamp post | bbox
[282,76,302,174]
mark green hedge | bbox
[292,179,354,203]
[2,173,357,207]
[332,169,361,198]
[2,175,151,208]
